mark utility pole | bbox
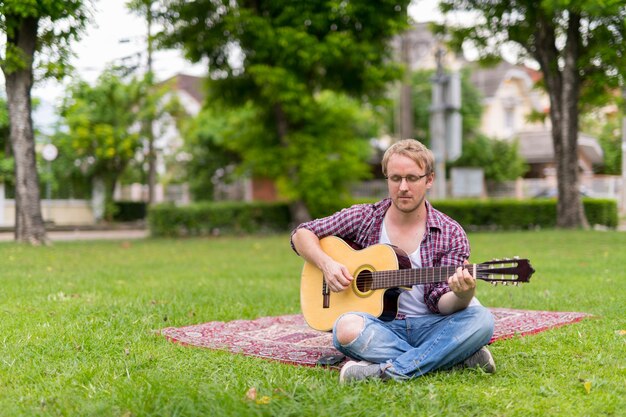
[144,2,157,205]
[430,48,447,199]
[398,33,413,141]
[620,85,626,214]
[429,47,462,200]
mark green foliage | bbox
[0,0,93,79]
[0,97,12,184]
[157,0,409,98]
[52,69,180,218]
[156,0,410,216]
[148,201,292,237]
[177,105,242,201]
[449,134,528,182]
[432,198,618,230]
[180,89,377,215]
[580,110,623,175]
[222,91,378,218]
[52,69,144,219]
[595,121,623,175]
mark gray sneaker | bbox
[462,347,496,373]
[339,360,382,383]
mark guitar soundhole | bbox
[356,270,373,293]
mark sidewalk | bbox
[0,227,149,242]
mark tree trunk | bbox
[103,174,118,222]
[273,103,311,224]
[146,122,157,205]
[3,16,49,244]
[556,13,588,228]
[533,11,588,229]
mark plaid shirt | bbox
[291,198,470,313]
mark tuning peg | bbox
[491,281,498,286]
[514,282,520,287]
[513,256,520,260]
[502,282,508,286]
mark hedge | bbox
[148,201,292,237]
[147,198,618,237]
[431,198,618,230]
[113,201,147,222]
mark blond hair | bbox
[381,139,434,176]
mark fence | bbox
[351,175,623,201]
[0,199,95,227]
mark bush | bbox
[148,201,292,237]
[432,198,618,230]
[148,198,618,237]
[113,201,147,222]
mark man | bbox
[291,139,495,383]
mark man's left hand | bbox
[447,262,476,300]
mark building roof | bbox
[517,130,603,164]
[161,73,205,104]
[470,61,535,99]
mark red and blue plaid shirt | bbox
[291,198,470,313]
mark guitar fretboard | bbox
[370,265,475,289]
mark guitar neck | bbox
[371,265,474,288]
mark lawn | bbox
[0,230,625,416]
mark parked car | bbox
[533,186,593,198]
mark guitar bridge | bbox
[322,278,330,309]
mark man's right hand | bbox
[292,228,353,292]
[320,259,353,292]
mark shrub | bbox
[113,201,147,222]
[432,198,618,230]
[148,198,618,237]
[148,201,291,237]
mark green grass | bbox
[1,231,625,416]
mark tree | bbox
[177,106,242,202]
[449,134,528,181]
[155,0,410,222]
[54,70,145,221]
[439,0,626,228]
[54,69,182,220]
[0,0,92,244]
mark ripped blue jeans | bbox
[332,306,495,380]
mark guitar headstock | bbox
[475,258,535,285]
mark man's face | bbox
[386,154,433,213]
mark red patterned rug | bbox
[161,308,590,367]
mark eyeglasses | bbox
[386,173,429,184]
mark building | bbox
[470,60,603,181]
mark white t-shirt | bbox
[380,221,480,317]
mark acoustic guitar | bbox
[300,236,535,331]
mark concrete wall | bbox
[1,199,95,227]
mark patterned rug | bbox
[161,308,590,367]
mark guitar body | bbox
[300,236,410,332]
[300,236,535,332]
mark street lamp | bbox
[41,143,58,200]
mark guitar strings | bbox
[361,262,521,288]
